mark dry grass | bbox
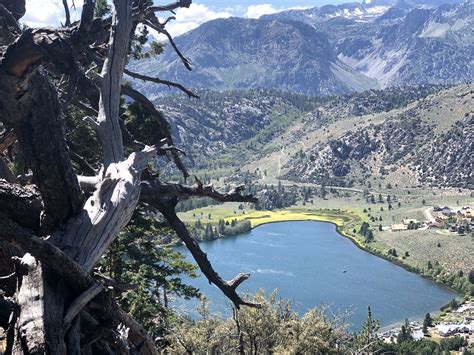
[374,229,473,274]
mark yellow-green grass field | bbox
[224,209,356,228]
[178,202,367,249]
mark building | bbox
[458,207,473,218]
[436,323,473,337]
[391,224,408,231]
[441,207,453,216]
[429,221,444,228]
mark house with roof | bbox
[458,207,473,218]
[391,224,408,231]
[441,206,453,216]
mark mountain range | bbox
[130,0,473,96]
[128,0,473,189]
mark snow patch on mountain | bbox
[419,18,469,38]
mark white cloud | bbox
[154,4,233,39]
[22,0,83,27]
[20,1,312,39]
[245,4,279,19]
[245,4,312,19]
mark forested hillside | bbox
[158,84,472,189]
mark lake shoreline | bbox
[183,210,463,302]
[175,218,459,328]
[248,216,462,299]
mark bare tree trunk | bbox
[163,287,168,309]
[97,0,132,167]
[13,256,67,354]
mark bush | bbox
[440,335,468,351]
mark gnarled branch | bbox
[124,69,198,98]
[157,201,260,309]
[141,180,257,204]
[62,0,71,26]
[0,180,42,232]
[146,0,192,13]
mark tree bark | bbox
[0,72,84,233]
[13,256,66,354]
[97,0,133,167]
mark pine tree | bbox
[365,230,374,243]
[102,217,200,338]
[320,183,327,199]
[397,319,413,343]
[422,313,433,334]
[355,306,383,353]
[218,219,225,234]
[94,0,111,17]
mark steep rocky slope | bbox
[129,1,471,97]
[267,1,473,88]
[414,112,473,187]
[155,90,322,169]
[280,85,473,188]
[154,84,472,189]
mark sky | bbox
[22,0,352,37]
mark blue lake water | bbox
[175,221,457,329]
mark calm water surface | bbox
[175,221,457,329]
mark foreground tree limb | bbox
[124,69,199,98]
[141,180,257,204]
[50,147,157,272]
[62,0,71,26]
[0,213,160,353]
[0,72,84,232]
[97,0,133,167]
[0,0,264,351]
[157,200,260,309]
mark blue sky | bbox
[22,1,353,36]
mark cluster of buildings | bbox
[388,205,473,233]
[390,219,427,232]
[379,302,474,347]
[379,320,426,343]
[435,302,474,346]
[430,205,474,233]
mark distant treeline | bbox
[193,218,252,241]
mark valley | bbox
[0,0,472,352]
[166,83,473,339]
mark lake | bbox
[175,221,457,329]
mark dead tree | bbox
[0,0,258,353]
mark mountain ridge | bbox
[131,17,378,97]
[131,0,472,97]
